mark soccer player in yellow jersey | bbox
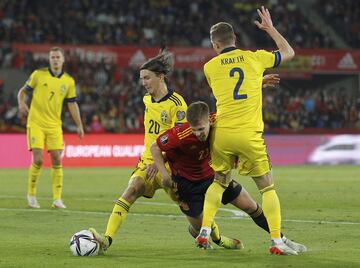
[17,47,84,209]
[196,6,299,255]
[89,51,188,253]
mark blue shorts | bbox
[172,175,242,217]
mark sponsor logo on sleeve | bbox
[160,134,169,144]
[176,111,186,121]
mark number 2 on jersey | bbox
[230,67,247,100]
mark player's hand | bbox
[254,6,274,32]
[262,74,280,89]
[143,163,158,180]
[77,126,84,139]
[18,103,29,117]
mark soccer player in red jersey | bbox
[151,101,307,252]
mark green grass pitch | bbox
[0,166,360,268]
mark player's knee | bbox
[124,178,145,200]
[214,172,231,186]
[253,172,273,191]
[33,157,43,167]
[50,151,62,165]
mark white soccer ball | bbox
[69,230,100,256]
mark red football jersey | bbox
[156,122,214,181]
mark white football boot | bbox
[27,195,40,209]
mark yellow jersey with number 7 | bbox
[204,47,281,131]
[25,68,77,128]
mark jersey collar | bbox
[152,88,174,103]
[220,46,237,54]
[48,68,64,78]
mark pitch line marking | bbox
[0,195,359,225]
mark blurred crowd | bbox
[319,0,360,48]
[1,53,359,133]
[263,87,360,132]
[1,0,352,49]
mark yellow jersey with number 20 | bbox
[142,89,187,161]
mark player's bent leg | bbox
[91,176,146,253]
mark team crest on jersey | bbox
[60,84,67,94]
[176,111,186,121]
[159,134,168,144]
[160,111,168,123]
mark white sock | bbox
[199,227,212,238]
[272,237,283,244]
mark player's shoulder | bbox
[168,91,186,107]
[174,122,193,140]
[143,93,151,103]
[62,71,75,82]
[32,67,48,76]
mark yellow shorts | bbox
[210,127,271,183]
[130,158,171,198]
[27,123,64,151]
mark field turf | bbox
[0,166,359,268]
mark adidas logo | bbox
[129,50,146,67]
[337,53,357,69]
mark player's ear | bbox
[158,73,165,82]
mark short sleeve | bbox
[66,78,77,102]
[156,129,180,152]
[204,64,211,87]
[171,96,187,125]
[254,49,281,69]
[25,70,38,92]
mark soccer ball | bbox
[69,230,100,256]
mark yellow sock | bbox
[210,221,221,242]
[202,181,225,228]
[28,163,41,196]
[51,165,63,200]
[105,197,130,238]
[260,184,281,239]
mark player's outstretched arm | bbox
[17,86,29,117]
[254,6,295,62]
[67,102,84,138]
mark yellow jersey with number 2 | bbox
[204,47,281,131]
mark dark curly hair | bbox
[140,49,174,77]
